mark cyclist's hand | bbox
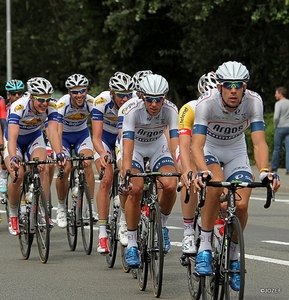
[118,183,132,195]
[9,156,20,171]
[100,153,110,169]
[259,171,280,192]
[180,170,193,189]
[56,152,66,167]
[194,170,213,192]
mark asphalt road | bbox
[0,175,288,300]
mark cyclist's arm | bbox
[47,119,63,154]
[251,130,269,171]
[91,119,106,157]
[7,123,19,158]
[191,133,207,172]
[121,136,134,177]
[0,125,4,145]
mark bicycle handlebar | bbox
[66,155,94,162]
[124,169,182,190]
[199,179,274,209]
[99,155,109,180]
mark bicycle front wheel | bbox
[106,206,118,268]
[35,187,50,263]
[80,183,93,255]
[149,201,164,298]
[18,189,33,260]
[220,216,245,300]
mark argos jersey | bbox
[178,100,197,136]
[193,88,265,146]
[57,94,94,132]
[92,91,119,135]
[122,98,179,144]
[6,96,58,137]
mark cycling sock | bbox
[183,217,194,236]
[230,241,239,261]
[98,219,107,238]
[127,229,137,248]
[161,212,169,227]
[198,229,212,252]
[57,200,65,210]
[9,206,18,217]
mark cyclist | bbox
[92,71,134,253]
[0,80,25,194]
[178,71,217,254]
[4,77,65,235]
[189,61,280,291]
[121,74,179,267]
[56,74,97,228]
[115,70,153,247]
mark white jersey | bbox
[193,88,265,146]
[92,91,118,135]
[57,94,94,132]
[122,98,179,144]
[6,95,58,136]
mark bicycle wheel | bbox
[183,254,201,300]
[18,189,33,260]
[120,244,131,273]
[220,216,245,300]
[66,169,78,251]
[149,201,164,298]
[35,187,50,263]
[137,220,149,291]
[106,204,118,268]
[80,183,93,255]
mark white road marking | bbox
[261,240,289,246]
[250,196,289,203]
[245,254,289,267]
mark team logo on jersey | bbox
[14,104,24,112]
[23,118,43,125]
[57,102,66,109]
[87,98,94,104]
[49,102,57,109]
[95,97,106,105]
[67,113,87,120]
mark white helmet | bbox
[139,74,169,95]
[198,71,218,94]
[28,77,54,95]
[65,74,89,89]
[216,61,250,83]
[109,72,134,91]
[132,70,153,92]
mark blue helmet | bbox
[5,79,25,92]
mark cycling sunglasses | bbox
[222,81,244,89]
[9,91,23,96]
[33,95,52,103]
[114,92,133,99]
[70,88,87,95]
[144,96,164,103]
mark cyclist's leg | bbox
[95,148,113,253]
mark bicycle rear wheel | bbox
[66,168,78,251]
[80,183,93,255]
[18,189,33,260]
[120,245,131,273]
[220,216,245,300]
[35,187,50,263]
[137,221,149,291]
[106,205,118,267]
[149,201,164,298]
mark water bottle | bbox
[213,216,225,253]
[20,199,27,215]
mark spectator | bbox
[271,86,289,175]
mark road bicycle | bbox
[187,178,274,300]
[18,158,59,263]
[65,154,95,255]
[0,188,9,224]
[124,167,181,298]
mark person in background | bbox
[270,86,289,175]
[0,80,25,193]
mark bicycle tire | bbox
[149,201,164,298]
[66,167,78,251]
[18,189,33,260]
[35,187,50,263]
[120,245,131,273]
[107,167,119,267]
[185,254,201,300]
[220,216,245,300]
[106,203,118,267]
[137,219,149,291]
[80,183,93,255]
